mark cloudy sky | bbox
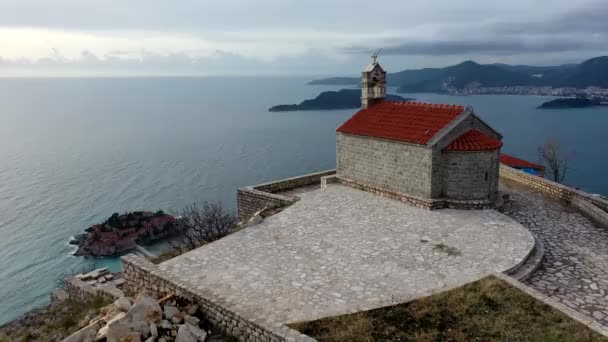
[0,0,606,76]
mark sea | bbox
[1,76,607,325]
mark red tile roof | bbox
[500,154,545,170]
[336,101,466,145]
[444,130,503,151]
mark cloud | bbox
[0,48,357,77]
[346,36,602,57]
[0,0,607,75]
[344,0,608,58]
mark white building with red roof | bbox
[335,56,504,208]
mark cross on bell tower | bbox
[371,50,379,64]
[361,50,387,109]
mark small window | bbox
[485,172,489,181]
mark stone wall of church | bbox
[430,113,502,198]
[434,114,501,150]
[442,150,500,200]
[336,133,434,198]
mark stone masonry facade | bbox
[442,150,500,201]
[337,132,434,198]
[337,113,503,205]
[431,113,501,198]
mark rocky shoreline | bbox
[71,211,181,257]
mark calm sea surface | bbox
[0,77,607,324]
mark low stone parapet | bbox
[121,254,316,342]
[572,197,608,227]
[500,164,608,227]
[237,170,336,220]
[499,164,608,206]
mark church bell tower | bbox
[361,51,387,109]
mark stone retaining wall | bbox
[122,254,316,342]
[500,165,608,226]
[64,277,124,303]
[237,170,336,220]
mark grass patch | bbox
[289,276,607,341]
[0,296,111,342]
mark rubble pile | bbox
[63,293,224,342]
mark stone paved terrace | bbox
[502,180,608,327]
[159,184,534,325]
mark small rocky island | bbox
[269,89,410,112]
[70,211,181,257]
[538,97,606,109]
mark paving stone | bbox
[158,184,534,324]
[502,181,608,328]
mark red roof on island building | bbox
[336,101,466,145]
[500,154,545,171]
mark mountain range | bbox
[268,89,408,112]
[308,56,608,93]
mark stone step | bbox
[505,234,545,281]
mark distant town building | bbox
[335,56,504,206]
[500,154,545,177]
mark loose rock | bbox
[184,315,200,326]
[175,325,196,342]
[130,295,162,324]
[150,322,158,337]
[185,323,208,341]
[163,305,180,320]
[115,297,133,312]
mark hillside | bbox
[538,97,604,109]
[308,57,608,93]
[269,89,409,112]
[397,61,535,93]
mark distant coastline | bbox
[269,89,411,112]
[308,56,608,100]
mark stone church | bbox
[335,55,503,208]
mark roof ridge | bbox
[337,101,469,145]
[385,100,464,109]
[444,129,503,152]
